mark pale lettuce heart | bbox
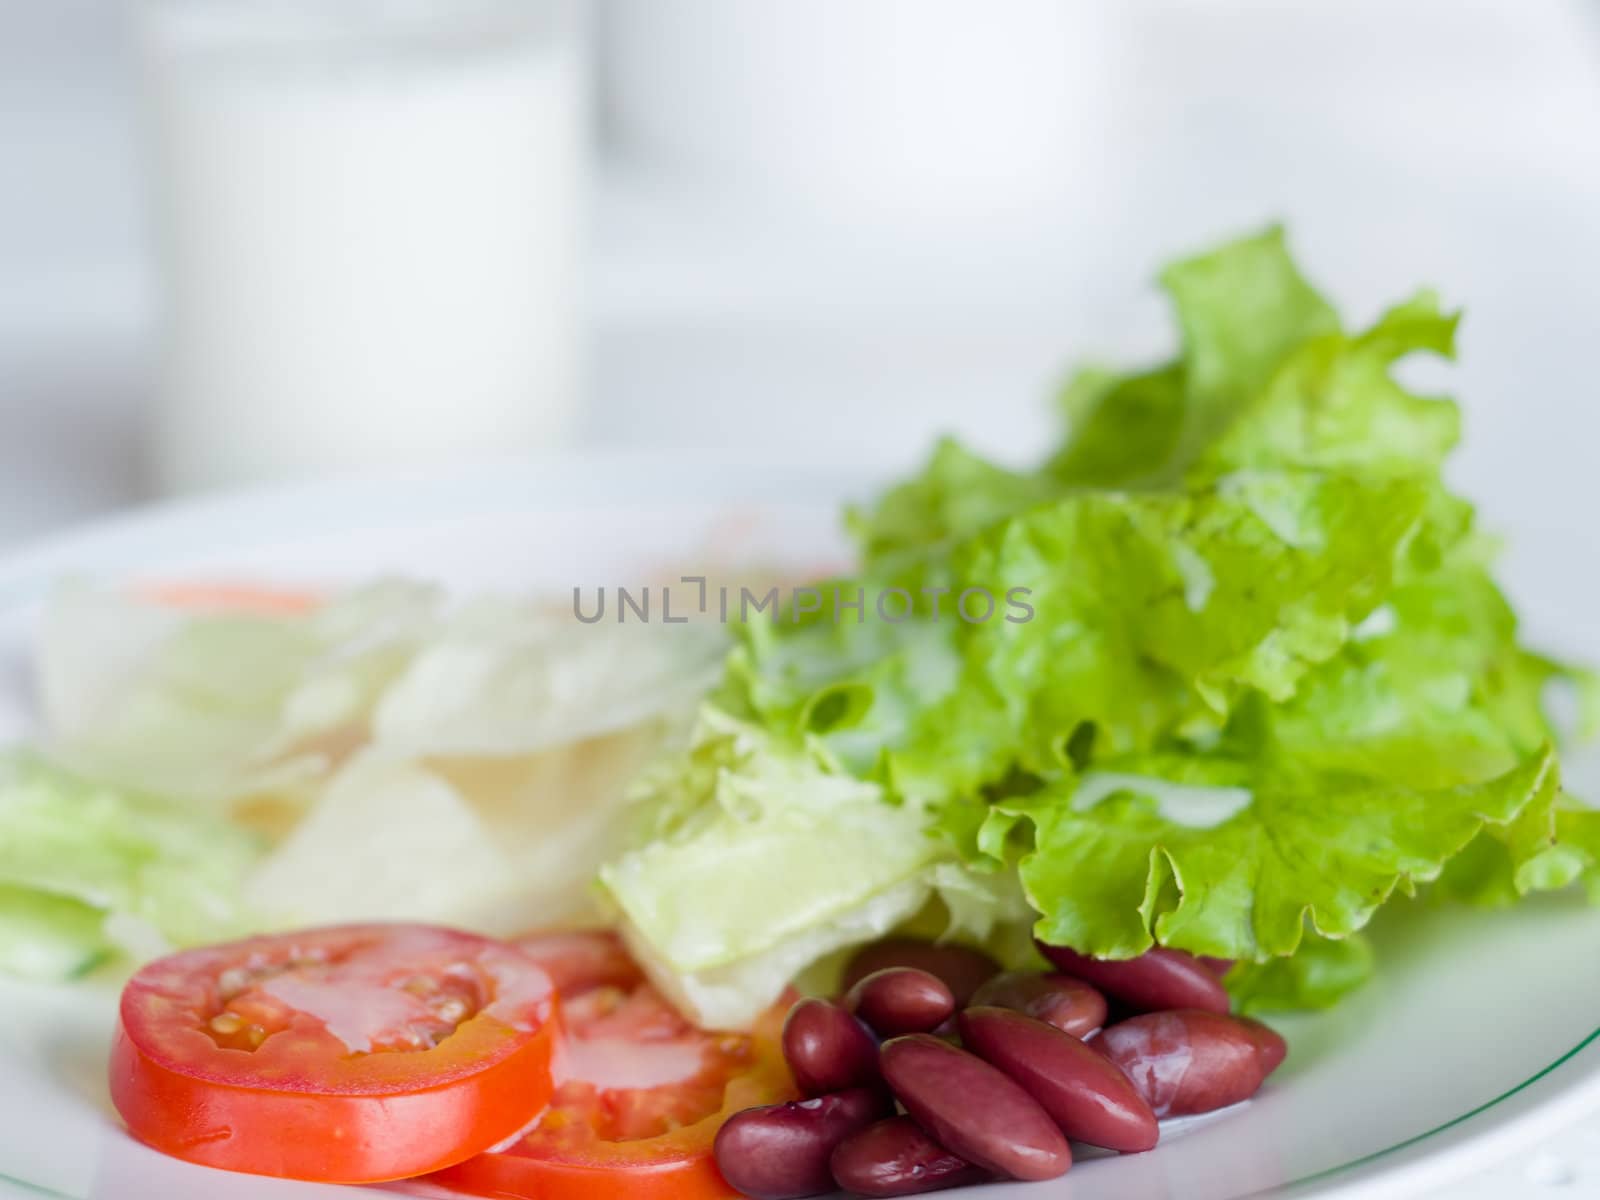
[27,580,722,958]
[599,708,947,1027]
[371,594,724,755]
[247,719,678,936]
[618,878,931,1031]
[245,751,518,929]
[37,579,439,812]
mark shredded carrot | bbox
[136,582,323,616]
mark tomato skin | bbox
[110,924,557,1183]
[438,1142,741,1200]
[433,933,798,1200]
[109,1021,555,1183]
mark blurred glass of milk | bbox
[138,0,586,493]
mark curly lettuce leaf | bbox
[1226,932,1376,1013]
[1044,228,1458,493]
[602,225,1595,1018]
[1437,796,1600,906]
[1047,226,1339,488]
[1557,807,1600,903]
[736,469,1429,810]
[982,747,1564,961]
[799,229,1473,809]
[1266,559,1564,789]
[1201,291,1460,477]
[1158,224,1341,469]
[847,439,1056,565]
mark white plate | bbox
[0,454,1596,1200]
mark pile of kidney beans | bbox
[713,936,1287,1198]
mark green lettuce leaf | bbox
[1156,224,1341,472]
[1226,932,1376,1013]
[599,225,1596,1022]
[1200,291,1460,477]
[1047,225,1340,488]
[0,753,261,977]
[985,747,1562,961]
[1044,228,1458,491]
[1267,559,1564,789]
[1437,796,1600,906]
[738,469,1430,809]
[0,885,112,981]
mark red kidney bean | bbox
[969,972,1107,1039]
[831,1116,989,1196]
[1198,956,1236,978]
[846,968,955,1038]
[958,1006,1158,1152]
[1094,1009,1286,1118]
[1034,942,1230,1015]
[842,938,1001,1006]
[783,998,880,1095]
[879,1034,1071,1182]
[1245,1016,1288,1075]
[714,1088,892,1199]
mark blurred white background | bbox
[2,0,1600,624]
[3,3,1600,1193]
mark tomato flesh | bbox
[110,923,556,1183]
[433,931,797,1200]
[515,929,647,996]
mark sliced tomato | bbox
[109,924,556,1183]
[432,931,797,1200]
[513,929,647,995]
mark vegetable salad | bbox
[0,227,1594,1083]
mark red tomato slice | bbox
[513,929,647,995]
[109,924,557,1183]
[432,931,798,1200]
